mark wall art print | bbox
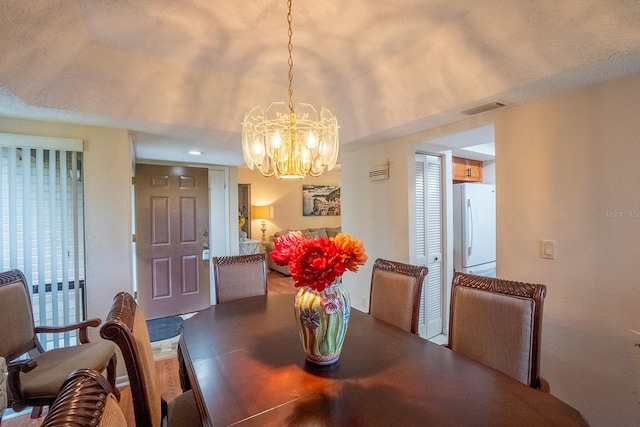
[302,185,341,216]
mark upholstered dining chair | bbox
[212,253,268,303]
[369,258,429,334]
[100,292,201,427]
[447,272,549,391]
[41,368,124,427]
[0,269,117,416]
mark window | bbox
[0,133,84,348]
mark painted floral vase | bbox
[293,278,351,365]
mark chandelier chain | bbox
[287,0,294,114]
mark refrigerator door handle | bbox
[467,198,473,256]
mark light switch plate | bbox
[540,240,555,259]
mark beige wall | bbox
[342,71,640,426]
[495,72,640,426]
[237,167,341,244]
[0,117,133,332]
[341,142,414,311]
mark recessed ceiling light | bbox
[188,150,202,155]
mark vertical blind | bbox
[0,133,85,349]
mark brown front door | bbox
[135,164,210,319]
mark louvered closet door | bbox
[415,153,444,339]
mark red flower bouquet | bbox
[270,231,368,292]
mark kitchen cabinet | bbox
[453,157,483,182]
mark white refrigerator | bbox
[453,183,496,277]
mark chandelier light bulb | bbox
[252,138,264,156]
[301,146,310,163]
[272,130,282,149]
[306,131,317,148]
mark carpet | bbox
[146,315,183,342]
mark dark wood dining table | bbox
[178,294,588,426]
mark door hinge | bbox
[132,234,136,243]
[134,290,138,300]
[132,176,136,185]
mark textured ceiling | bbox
[1,0,640,165]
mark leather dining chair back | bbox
[0,269,117,416]
[41,368,125,427]
[213,253,268,303]
[369,258,428,334]
[447,272,549,390]
[100,292,201,427]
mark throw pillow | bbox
[273,229,294,239]
[326,227,342,238]
[303,229,320,239]
[314,228,329,239]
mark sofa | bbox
[265,227,341,275]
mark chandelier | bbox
[242,0,339,179]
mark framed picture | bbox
[302,185,341,216]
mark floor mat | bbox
[146,315,183,342]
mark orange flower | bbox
[332,233,368,272]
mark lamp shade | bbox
[252,205,274,220]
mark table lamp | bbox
[252,205,274,247]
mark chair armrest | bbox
[7,359,37,374]
[35,318,102,344]
[6,359,37,407]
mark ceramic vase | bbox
[293,278,351,365]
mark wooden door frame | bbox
[208,167,233,305]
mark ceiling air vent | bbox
[369,162,390,181]
[461,101,506,116]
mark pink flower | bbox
[321,294,343,314]
[270,231,305,266]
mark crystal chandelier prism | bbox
[241,0,339,179]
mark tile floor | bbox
[150,312,196,360]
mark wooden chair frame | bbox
[100,292,156,427]
[0,269,117,413]
[369,258,429,334]
[101,292,200,427]
[447,272,548,390]
[41,369,121,427]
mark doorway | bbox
[415,123,496,339]
[135,164,211,319]
[238,184,251,239]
